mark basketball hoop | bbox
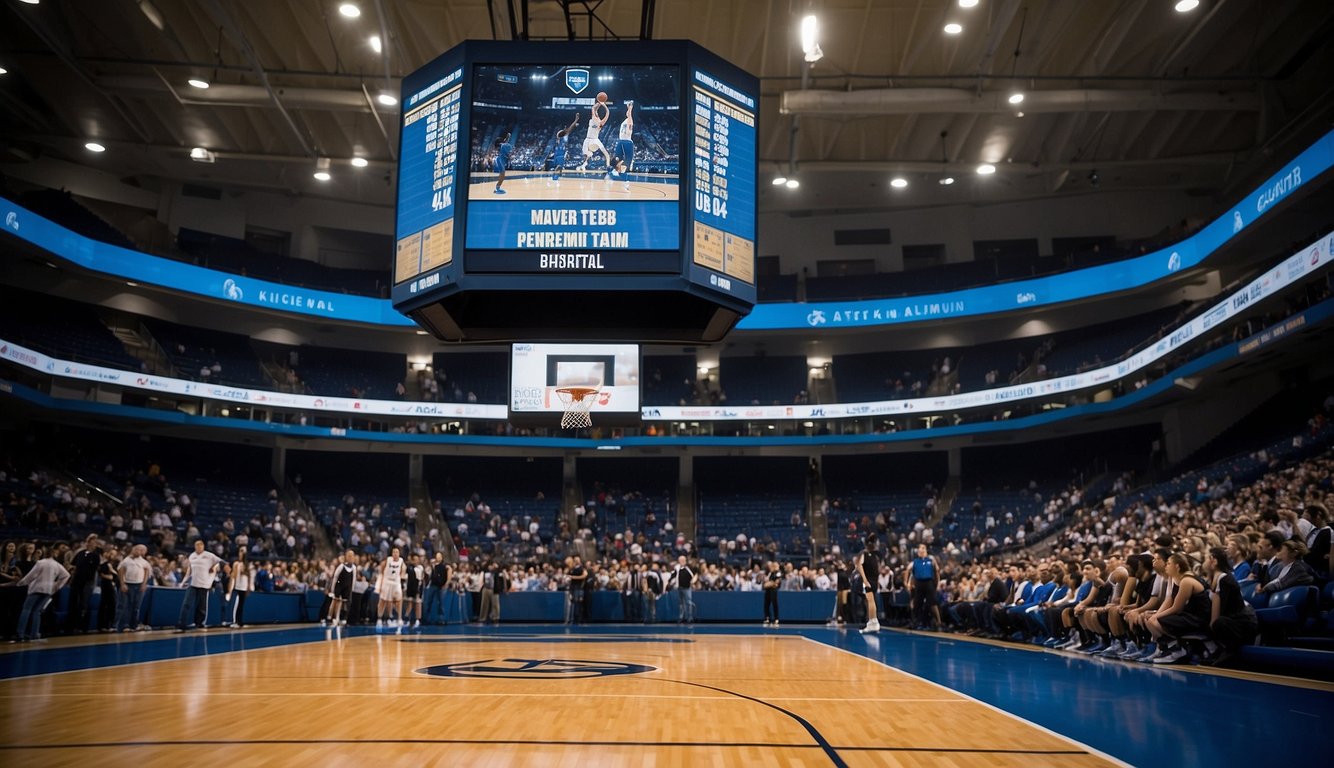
[555,387,600,429]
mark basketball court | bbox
[2,624,1329,766]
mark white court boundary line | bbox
[799,635,1133,768]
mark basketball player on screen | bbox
[550,113,579,181]
[612,101,634,188]
[490,132,512,195]
[578,93,613,173]
[856,533,881,634]
[376,546,407,628]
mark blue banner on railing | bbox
[2,129,1330,329]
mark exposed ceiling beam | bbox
[781,88,1261,116]
[198,0,314,157]
[763,151,1239,175]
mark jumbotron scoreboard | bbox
[391,41,758,343]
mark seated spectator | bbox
[1257,539,1315,595]
[1203,547,1256,666]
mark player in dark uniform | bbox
[551,113,579,181]
[491,132,512,194]
[326,549,357,627]
[828,560,850,627]
[405,554,424,629]
[856,533,881,634]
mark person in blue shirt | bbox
[491,133,512,195]
[905,543,941,630]
[550,113,579,181]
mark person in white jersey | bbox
[377,547,407,628]
[178,539,222,631]
[578,97,612,173]
[612,100,634,188]
[117,544,152,631]
[225,549,252,628]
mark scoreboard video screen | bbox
[391,41,757,343]
[465,63,681,274]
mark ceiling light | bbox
[785,178,800,189]
[377,92,398,106]
[1008,92,1025,104]
[800,15,823,63]
[415,330,428,335]
[976,163,996,175]
[1174,0,1199,11]
[0,67,8,76]
[944,22,963,34]
[188,78,210,89]
[338,3,360,18]
[189,147,216,163]
[314,157,332,181]
[313,171,332,182]
[959,0,980,7]
[369,35,382,54]
[85,142,106,152]
[939,177,955,185]
[125,281,138,287]
[18,0,40,4]
[890,177,908,188]
[351,156,369,168]
[772,176,787,186]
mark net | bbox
[555,387,599,429]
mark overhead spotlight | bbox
[0,67,7,76]
[17,0,40,4]
[84,142,106,152]
[338,3,360,18]
[785,178,800,189]
[187,78,210,89]
[377,92,398,106]
[126,281,138,287]
[1015,111,1025,117]
[369,35,382,54]
[976,163,996,175]
[314,157,332,181]
[800,15,823,63]
[959,0,980,7]
[1008,91,1024,104]
[189,147,216,163]
[772,176,788,186]
[1174,0,1199,11]
[944,22,963,34]
[939,177,955,185]
[890,177,908,189]
[351,156,369,168]
[1088,169,1100,187]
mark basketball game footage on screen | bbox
[465,64,681,268]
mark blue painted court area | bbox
[3,623,1330,767]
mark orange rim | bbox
[555,387,599,400]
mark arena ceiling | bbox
[1,0,1331,215]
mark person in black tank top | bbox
[856,534,881,634]
[1148,553,1210,663]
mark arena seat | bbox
[1255,586,1318,641]
[1240,580,1266,609]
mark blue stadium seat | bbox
[1255,586,1318,639]
[1240,580,1266,609]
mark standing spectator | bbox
[670,555,695,625]
[226,549,252,628]
[424,552,451,625]
[12,547,70,642]
[177,540,222,631]
[96,545,122,632]
[66,535,101,633]
[117,544,151,632]
[761,561,781,627]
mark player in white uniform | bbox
[613,101,634,188]
[376,547,407,628]
[578,99,612,172]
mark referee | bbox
[906,543,942,630]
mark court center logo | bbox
[565,69,590,95]
[418,658,656,679]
